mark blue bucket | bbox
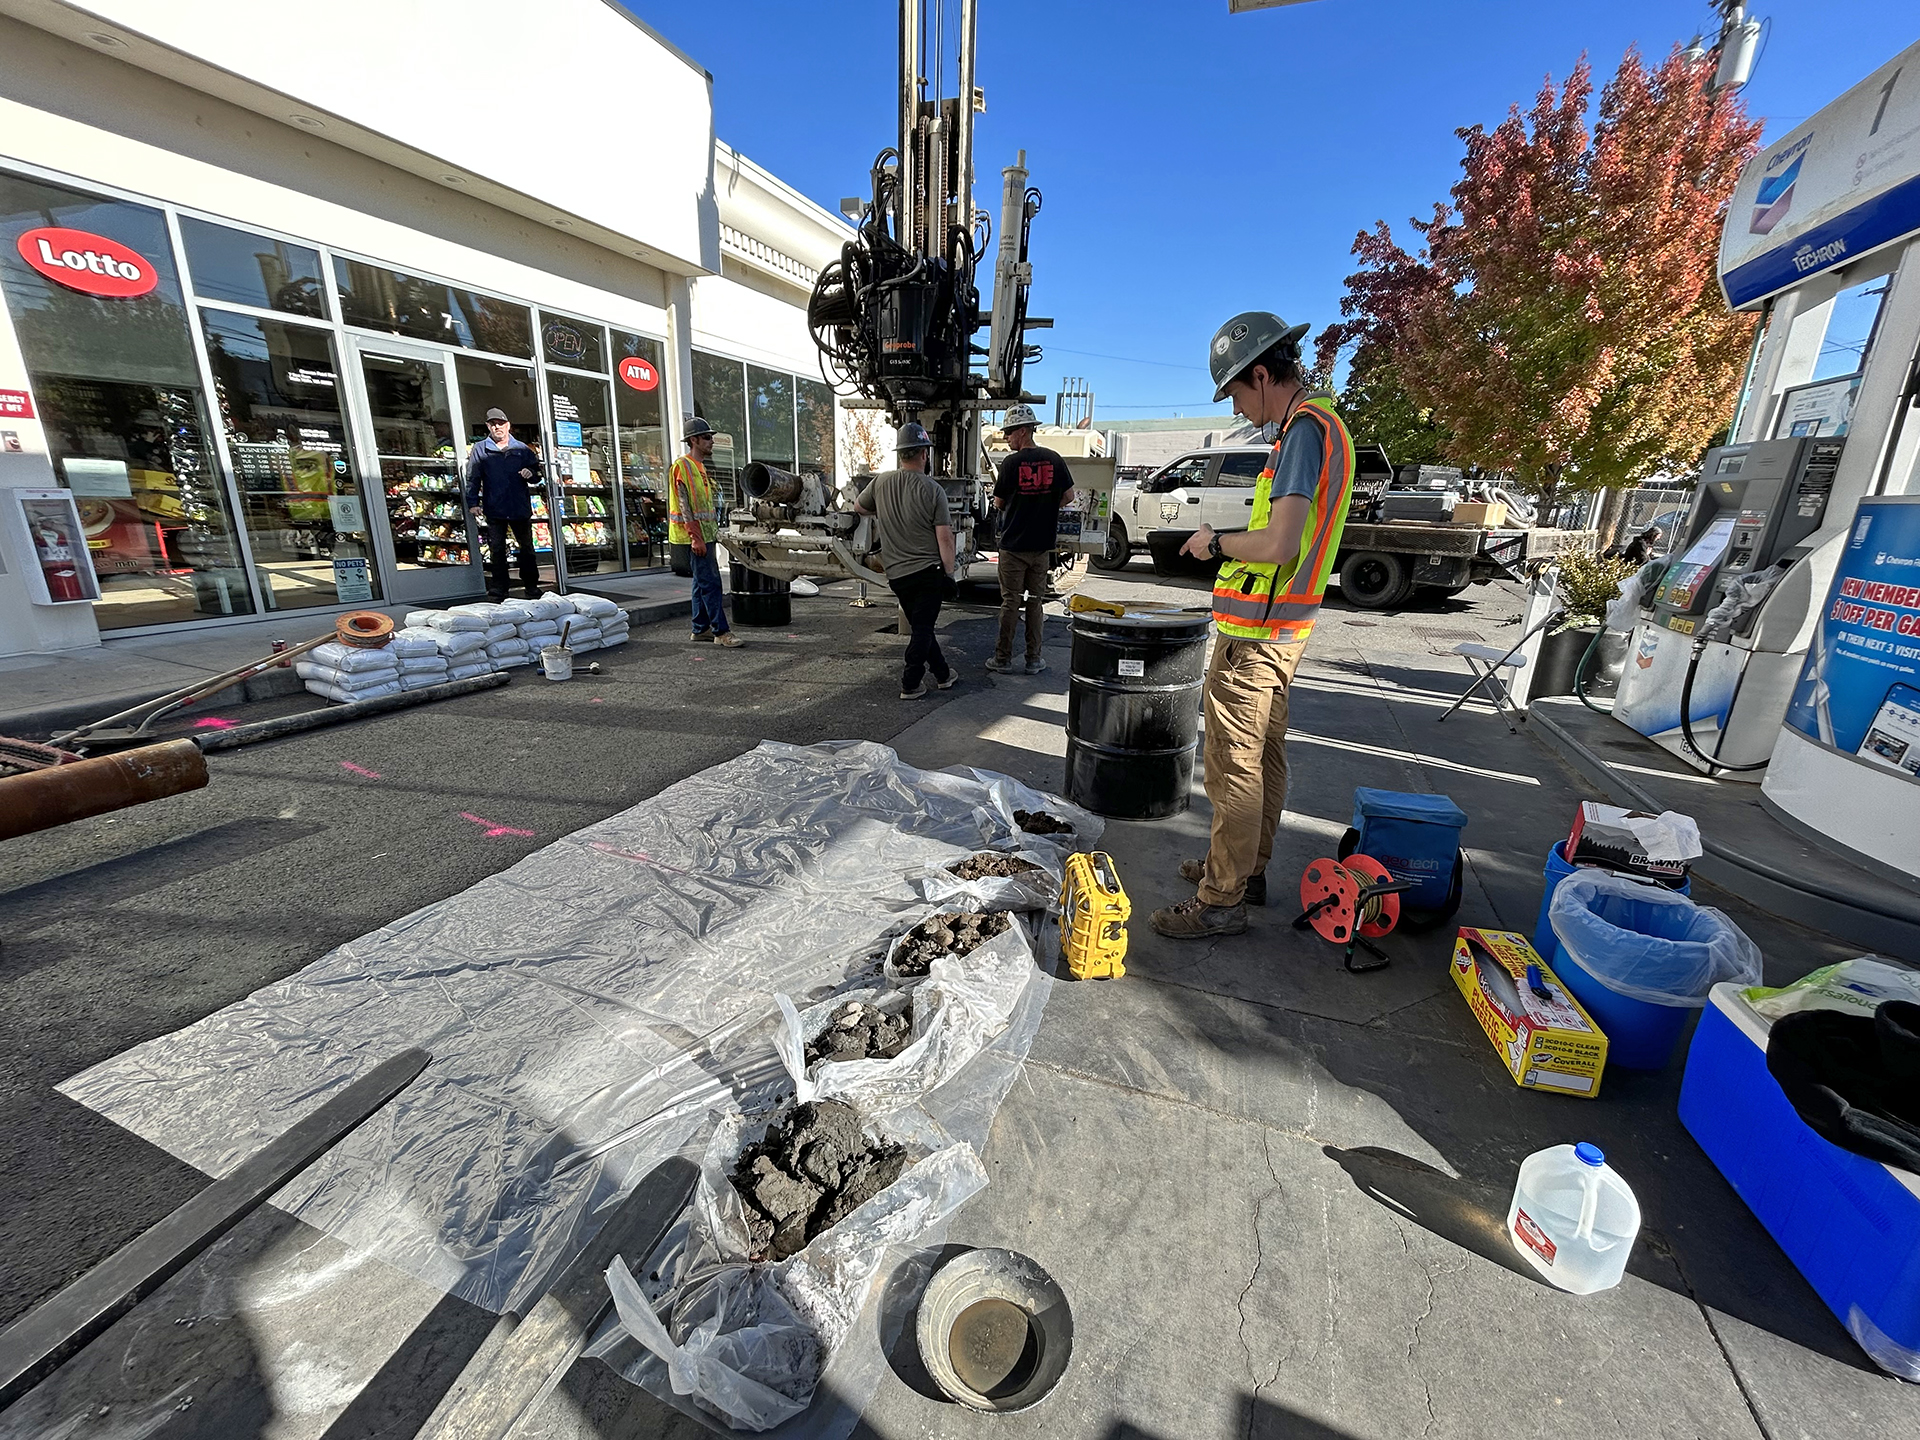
[1533,841,1689,957]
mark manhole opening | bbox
[949,1297,1040,1399]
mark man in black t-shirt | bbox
[989,404,1075,675]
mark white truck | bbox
[1094,444,1592,608]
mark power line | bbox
[1044,345,1213,373]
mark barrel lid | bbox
[1070,606,1211,630]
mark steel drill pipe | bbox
[0,738,207,840]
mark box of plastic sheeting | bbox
[1679,984,1920,1380]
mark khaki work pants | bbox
[994,549,1051,662]
[1198,635,1308,906]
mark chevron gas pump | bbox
[1612,437,1842,777]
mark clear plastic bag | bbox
[586,1105,988,1432]
[776,922,1034,1114]
[1549,869,1762,1007]
[1742,957,1920,1022]
[911,847,1060,912]
[942,765,1104,857]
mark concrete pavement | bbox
[2,562,1914,1438]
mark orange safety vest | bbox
[667,454,717,544]
[1211,396,1356,645]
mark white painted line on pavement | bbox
[1288,729,1542,785]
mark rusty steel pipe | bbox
[0,739,208,841]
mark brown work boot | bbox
[1177,859,1266,906]
[1148,896,1249,939]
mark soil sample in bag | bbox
[1014,809,1074,837]
[892,910,1011,977]
[805,1001,912,1065]
[731,1100,910,1260]
[948,853,1044,881]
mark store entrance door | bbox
[348,338,484,604]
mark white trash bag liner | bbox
[587,1105,987,1431]
[1549,869,1763,1007]
[775,924,1034,1115]
[911,848,1059,912]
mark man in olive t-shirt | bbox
[854,422,959,699]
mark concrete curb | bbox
[0,598,687,744]
[1528,702,1920,957]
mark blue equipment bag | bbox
[1339,788,1467,923]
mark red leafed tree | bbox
[1315,47,1763,510]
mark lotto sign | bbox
[618,355,660,392]
[16,227,159,298]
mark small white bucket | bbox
[540,644,574,681]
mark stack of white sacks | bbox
[554,591,629,652]
[296,640,407,704]
[372,593,629,685]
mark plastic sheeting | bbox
[58,741,1095,1322]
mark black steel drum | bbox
[730,560,792,626]
[1064,609,1210,819]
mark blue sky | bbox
[625,1,1917,421]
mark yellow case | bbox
[1059,850,1130,980]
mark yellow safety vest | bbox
[1211,396,1356,645]
[667,454,717,544]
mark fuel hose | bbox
[1678,642,1771,773]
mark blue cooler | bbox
[1346,789,1468,914]
[1681,986,1920,1379]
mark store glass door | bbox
[545,371,619,577]
[351,339,481,602]
[454,355,551,593]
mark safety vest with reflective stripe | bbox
[1211,396,1356,645]
[668,454,718,544]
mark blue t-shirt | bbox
[1268,413,1324,505]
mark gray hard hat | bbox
[1002,403,1039,432]
[895,420,933,452]
[1209,311,1310,402]
[684,415,715,440]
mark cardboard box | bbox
[1567,801,1691,887]
[1451,928,1609,1097]
[1452,501,1507,527]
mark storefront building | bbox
[0,0,850,656]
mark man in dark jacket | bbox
[988,403,1074,675]
[465,408,543,600]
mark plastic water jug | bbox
[1506,1142,1640,1294]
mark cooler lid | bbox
[1352,787,1467,827]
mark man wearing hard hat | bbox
[669,416,743,647]
[854,421,961,699]
[988,402,1075,675]
[1149,312,1356,940]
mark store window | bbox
[796,378,835,478]
[542,314,606,373]
[0,171,251,627]
[691,349,745,504]
[180,217,324,318]
[333,256,533,357]
[747,364,795,470]
[359,350,468,570]
[546,373,617,574]
[614,331,668,569]
[199,309,377,610]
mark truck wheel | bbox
[1339,551,1412,609]
[1090,518,1130,571]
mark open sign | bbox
[16,227,159,298]
[618,355,660,392]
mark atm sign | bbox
[16,227,159,298]
[618,355,660,392]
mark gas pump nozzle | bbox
[1696,560,1790,647]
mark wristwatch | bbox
[1207,531,1224,560]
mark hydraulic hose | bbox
[1678,642,1772,773]
[1573,625,1611,714]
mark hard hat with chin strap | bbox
[1209,311,1310,402]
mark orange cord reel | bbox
[1292,854,1413,973]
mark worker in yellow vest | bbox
[1150,312,1356,940]
[669,416,743,647]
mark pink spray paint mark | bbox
[340,761,382,779]
[461,811,536,839]
[590,697,604,704]
[190,717,237,730]
[588,840,697,877]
